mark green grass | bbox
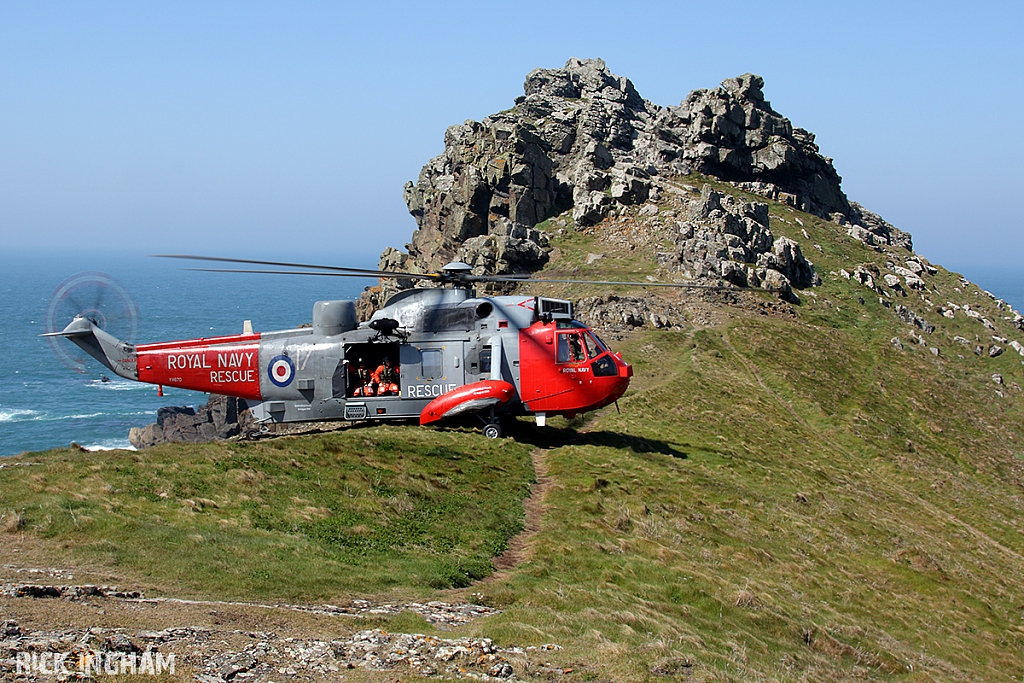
[0,426,535,600]
[470,320,1024,681]
[4,181,1024,681]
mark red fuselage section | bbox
[518,320,631,416]
[136,333,263,401]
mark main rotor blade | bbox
[185,267,442,281]
[154,254,440,280]
[467,274,745,290]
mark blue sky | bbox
[1,1,1021,269]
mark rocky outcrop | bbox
[662,185,818,303]
[848,202,914,251]
[128,395,253,449]
[359,58,886,317]
[574,295,689,332]
[638,73,849,218]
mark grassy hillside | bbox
[0,429,535,599]
[3,178,1024,681]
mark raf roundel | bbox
[268,355,295,388]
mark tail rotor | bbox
[44,272,140,374]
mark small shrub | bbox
[1,509,25,533]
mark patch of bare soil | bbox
[0,531,561,681]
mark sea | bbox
[1,250,368,456]
[1,252,1021,457]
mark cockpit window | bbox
[583,333,601,359]
[590,330,612,352]
[557,332,586,362]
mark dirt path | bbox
[490,447,553,574]
[0,446,566,682]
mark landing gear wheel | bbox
[245,423,272,441]
[483,423,502,439]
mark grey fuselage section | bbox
[247,288,541,425]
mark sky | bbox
[1,1,1021,270]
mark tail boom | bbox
[43,316,138,381]
[136,334,263,400]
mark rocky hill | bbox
[359,58,910,314]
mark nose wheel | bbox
[478,407,503,439]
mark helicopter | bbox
[44,255,728,438]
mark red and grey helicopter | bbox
[45,256,716,438]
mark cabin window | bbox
[557,332,586,363]
[480,348,492,374]
[592,355,618,377]
[422,349,443,378]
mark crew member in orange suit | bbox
[372,356,400,396]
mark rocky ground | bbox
[0,567,565,682]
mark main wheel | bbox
[483,423,502,439]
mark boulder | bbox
[851,267,874,289]
[763,269,797,303]
[892,265,924,290]
[769,237,818,288]
[847,225,877,246]
[894,305,935,333]
[129,395,253,449]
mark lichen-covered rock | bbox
[574,295,688,331]
[762,269,797,304]
[895,305,935,334]
[849,202,914,251]
[663,185,816,297]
